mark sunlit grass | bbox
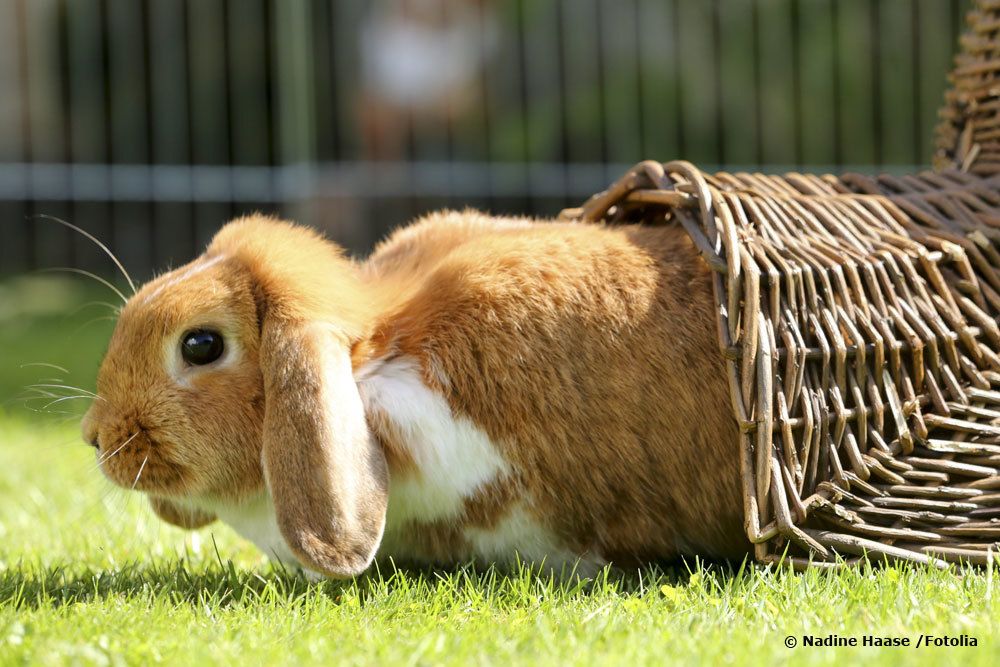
[1,276,998,665]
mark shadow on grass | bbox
[0,559,325,609]
[0,554,745,610]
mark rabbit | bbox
[80,211,750,578]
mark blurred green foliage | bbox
[0,276,116,416]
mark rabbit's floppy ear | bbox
[260,318,388,578]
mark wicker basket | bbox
[561,0,1000,569]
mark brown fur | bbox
[83,211,749,577]
[365,211,748,561]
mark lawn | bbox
[1,275,998,666]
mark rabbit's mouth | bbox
[97,431,188,493]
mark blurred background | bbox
[0,0,971,277]
[0,0,974,407]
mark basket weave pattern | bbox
[561,1,1000,569]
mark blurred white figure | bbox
[359,0,500,158]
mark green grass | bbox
[1,276,999,665]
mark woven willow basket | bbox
[560,0,1000,569]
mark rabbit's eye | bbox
[181,329,224,366]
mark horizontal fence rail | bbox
[0,0,971,278]
[0,161,939,202]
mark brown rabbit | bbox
[81,211,749,578]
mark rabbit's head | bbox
[81,216,388,577]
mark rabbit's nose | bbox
[81,412,101,449]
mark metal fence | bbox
[0,0,970,279]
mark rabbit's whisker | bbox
[17,394,83,415]
[41,395,94,410]
[21,388,61,399]
[19,362,70,374]
[38,267,129,305]
[26,384,103,400]
[72,315,119,335]
[34,214,137,294]
[95,431,140,469]
[50,412,87,423]
[66,300,122,318]
[19,405,80,417]
[130,456,149,491]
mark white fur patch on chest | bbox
[206,493,303,570]
[356,355,511,526]
[356,355,596,571]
